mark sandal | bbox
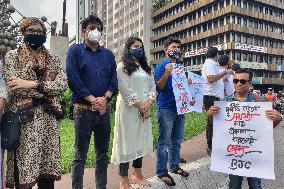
[170,167,189,177]
[157,173,176,186]
[180,157,187,163]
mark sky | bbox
[10,0,76,49]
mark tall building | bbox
[76,0,152,61]
[151,0,284,91]
[76,0,101,42]
[104,0,152,61]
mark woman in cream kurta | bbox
[111,37,156,189]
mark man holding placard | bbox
[208,69,282,189]
[154,37,193,186]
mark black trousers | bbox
[119,157,143,176]
[203,95,220,150]
[72,108,111,189]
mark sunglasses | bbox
[25,28,45,35]
[233,79,251,84]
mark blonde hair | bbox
[20,17,47,34]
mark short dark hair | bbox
[81,15,103,31]
[231,63,241,71]
[218,55,229,66]
[207,47,219,58]
[235,68,253,81]
[164,37,181,48]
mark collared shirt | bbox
[154,58,182,111]
[225,92,266,102]
[66,43,118,104]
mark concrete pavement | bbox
[54,122,284,189]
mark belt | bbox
[73,103,97,111]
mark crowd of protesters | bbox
[0,15,283,189]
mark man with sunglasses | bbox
[202,47,233,155]
[208,69,282,189]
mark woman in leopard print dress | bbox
[4,17,67,189]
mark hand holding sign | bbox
[164,63,173,77]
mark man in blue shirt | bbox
[66,15,118,189]
[154,37,189,186]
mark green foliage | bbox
[59,88,73,119]
[153,0,171,11]
[60,106,206,174]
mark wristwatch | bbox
[104,95,112,103]
[280,114,284,122]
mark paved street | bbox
[54,122,284,189]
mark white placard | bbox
[171,63,193,115]
[187,71,204,112]
[211,101,275,180]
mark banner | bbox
[211,101,275,179]
[187,72,204,112]
[235,43,267,53]
[171,63,193,115]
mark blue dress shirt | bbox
[66,43,118,105]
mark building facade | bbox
[151,0,284,91]
[76,0,152,61]
[50,35,69,70]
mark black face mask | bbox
[24,34,46,50]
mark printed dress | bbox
[4,49,67,189]
[0,60,8,189]
[111,63,156,164]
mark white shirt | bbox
[219,66,234,97]
[201,58,224,99]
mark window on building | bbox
[220,18,224,26]
[265,7,268,14]
[214,3,218,11]
[243,18,247,26]
[254,21,258,29]
[237,17,241,25]
[232,16,235,24]
[248,19,253,27]
[248,2,253,10]
[203,24,207,32]
[226,33,230,42]
[213,20,218,28]
[269,9,273,16]
[208,22,212,30]
[193,28,196,35]
[220,0,224,8]
[236,33,241,42]
[243,1,247,9]
[219,35,225,43]
[208,5,212,14]
[259,6,263,13]
[226,0,230,6]
[236,52,241,61]
[237,0,241,7]
[226,16,230,24]
[248,54,252,62]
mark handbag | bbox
[0,111,21,150]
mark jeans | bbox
[203,95,220,149]
[156,108,185,176]
[229,175,262,189]
[72,108,111,189]
[119,157,143,176]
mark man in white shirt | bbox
[201,47,233,155]
[218,55,237,97]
